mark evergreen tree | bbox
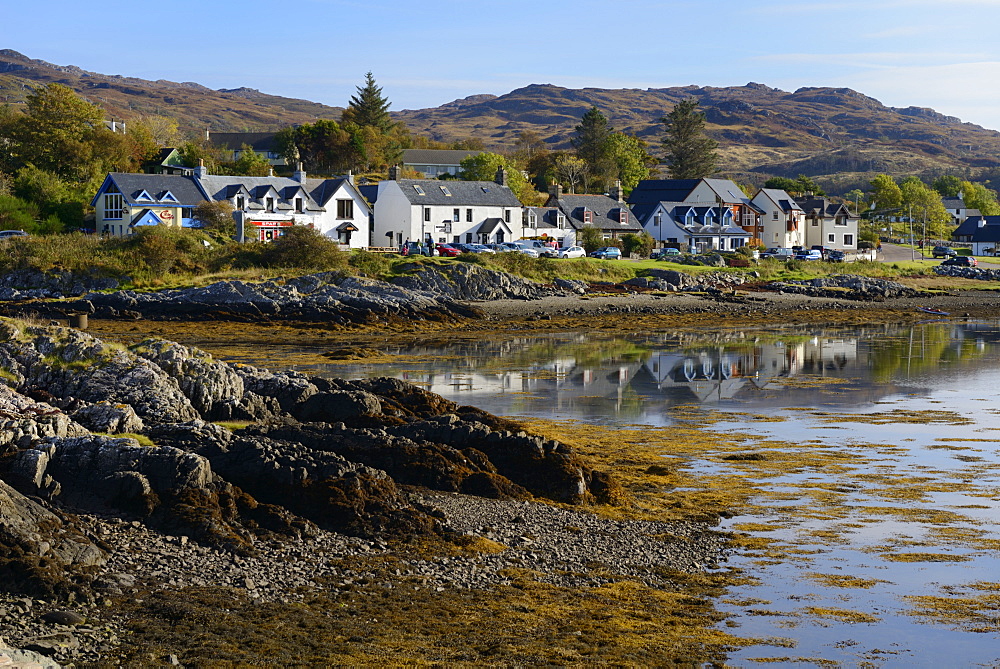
[571,106,614,191]
[341,72,393,131]
[661,99,718,179]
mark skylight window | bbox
[412,185,426,196]
[440,186,452,196]
[481,186,490,193]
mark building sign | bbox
[160,210,174,220]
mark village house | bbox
[627,178,758,251]
[952,214,1000,255]
[794,195,858,251]
[206,131,286,166]
[372,166,522,247]
[91,162,371,247]
[543,181,642,247]
[942,192,981,227]
[521,206,570,245]
[401,149,481,179]
[751,188,805,249]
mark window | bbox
[424,208,431,222]
[527,211,537,228]
[844,234,854,245]
[136,190,154,202]
[466,233,472,243]
[337,199,354,219]
[440,186,452,196]
[504,209,511,223]
[556,212,566,229]
[159,191,179,203]
[583,209,593,224]
[827,233,835,243]
[835,216,847,227]
[236,196,245,209]
[619,209,628,224]
[811,218,818,227]
[772,211,779,220]
[412,185,426,196]
[104,193,123,220]
[654,212,662,227]
[466,209,472,222]
[295,198,303,213]
[453,208,460,222]
[266,197,274,212]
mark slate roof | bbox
[478,218,508,234]
[197,175,325,212]
[954,215,1000,238]
[795,196,854,218]
[207,132,279,152]
[91,173,207,207]
[627,179,700,206]
[392,179,522,207]
[547,194,641,232]
[401,149,481,166]
[524,206,563,230]
[756,188,803,212]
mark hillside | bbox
[0,50,344,133]
[2,49,999,187]
[395,83,1000,186]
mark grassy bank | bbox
[0,229,955,291]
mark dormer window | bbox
[159,191,179,203]
[556,212,566,229]
[295,197,303,213]
[412,185,426,196]
[236,196,245,209]
[618,209,628,225]
[583,209,593,224]
[266,197,274,212]
[527,211,537,228]
[136,190,154,202]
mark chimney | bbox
[495,165,508,187]
[347,169,355,185]
[194,158,207,179]
[609,180,624,203]
[293,162,306,183]
[204,128,210,141]
[388,165,401,181]
[269,167,274,177]
[979,216,987,228]
[548,182,563,199]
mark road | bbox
[877,243,998,267]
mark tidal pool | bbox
[211,320,1000,666]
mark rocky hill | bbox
[0,50,344,133]
[3,49,998,185]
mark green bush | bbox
[261,226,348,271]
[349,249,393,278]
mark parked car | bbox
[810,245,828,259]
[652,247,682,260]
[0,230,28,240]
[556,245,586,259]
[932,246,958,259]
[826,250,846,262]
[436,243,461,257]
[760,247,795,260]
[468,244,495,254]
[591,247,622,259]
[519,247,541,258]
[793,249,823,261]
[940,255,978,267]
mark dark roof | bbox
[478,218,509,234]
[627,179,700,205]
[401,149,481,166]
[756,188,803,212]
[548,194,641,232]
[794,196,855,218]
[358,184,378,205]
[207,132,279,151]
[954,214,1000,237]
[392,179,521,207]
[92,173,207,207]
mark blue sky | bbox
[8,0,1000,130]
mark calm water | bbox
[219,321,1000,666]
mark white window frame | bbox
[104,193,123,220]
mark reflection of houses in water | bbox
[398,335,861,410]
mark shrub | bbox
[349,249,393,278]
[261,226,348,271]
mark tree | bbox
[572,106,614,191]
[960,180,1000,216]
[553,154,587,194]
[230,144,272,177]
[900,178,951,239]
[604,133,653,194]
[793,174,824,196]
[932,175,963,198]
[763,176,800,193]
[621,231,654,257]
[458,152,540,205]
[511,130,547,166]
[844,189,866,215]
[661,99,717,179]
[576,225,604,253]
[274,120,354,174]
[869,174,903,210]
[194,200,236,237]
[341,72,393,131]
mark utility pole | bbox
[909,204,915,261]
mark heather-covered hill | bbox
[0,50,344,133]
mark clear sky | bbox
[7,0,1000,130]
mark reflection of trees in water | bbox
[866,324,992,382]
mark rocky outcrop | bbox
[768,275,918,300]
[0,319,617,598]
[391,263,562,301]
[934,265,1000,281]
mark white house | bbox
[794,196,858,251]
[543,182,643,247]
[91,163,372,247]
[628,178,761,251]
[953,215,1000,255]
[751,188,805,249]
[373,166,522,247]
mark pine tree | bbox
[571,106,614,191]
[661,99,718,179]
[341,72,392,131]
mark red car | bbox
[437,244,461,257]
